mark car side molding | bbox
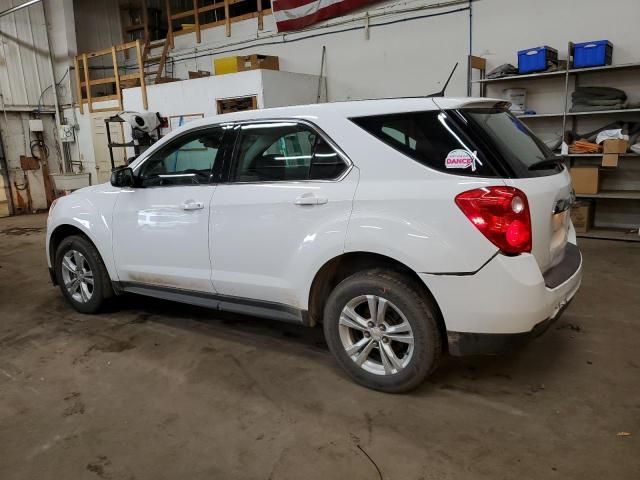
[115,282,310,326]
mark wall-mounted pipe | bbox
[40,0,66,175]
[0,0,40,19]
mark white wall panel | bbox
[473,0,640,114]
[164,0,640,104]
[172,1,471,101]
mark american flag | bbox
[272,0,378,32]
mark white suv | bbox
[47,97,582,392]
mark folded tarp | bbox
[570,86,627,112]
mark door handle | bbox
[181,201,204,210]
[294,194,328,206]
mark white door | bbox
[91,113,126,184]
[210,121,358,307]
[112,126,225,293]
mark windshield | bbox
[457,109,562,177]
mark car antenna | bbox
[426,62,459,98]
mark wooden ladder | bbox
[142,36,175,84]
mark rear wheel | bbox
[54,235,112,314]
[323,270,441,393]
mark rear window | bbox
[460,109,561,177]
[351,109,561,178]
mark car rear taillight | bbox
[455,186,532,254]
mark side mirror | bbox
[110,167,135,188]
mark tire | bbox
[54,235,113,314]
[323,269,442,393]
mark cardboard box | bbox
[237,54,279,72]
[602,153,619,167]
[188,70,210,79]
[214,55,279,75]
[214,56,239,75]
[603,139,629,154]
[570,201,593,233]
[570,167,599,194]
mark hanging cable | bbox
[36,67,70,114]
[30,138,49,160]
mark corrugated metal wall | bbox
[0,0,64,215]
[0,1,125,215]
[74,0,122,53]
[0,0,55,109]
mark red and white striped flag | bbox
[272,0,378,32]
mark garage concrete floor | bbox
[0,213,638,480]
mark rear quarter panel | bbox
[318,115,501,274]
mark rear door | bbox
[210,120,358,306]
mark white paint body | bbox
[47,97,582,335]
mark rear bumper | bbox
[420,243,582,356]
[446,296,572,356]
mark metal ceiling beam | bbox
[0,0,41,19]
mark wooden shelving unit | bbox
[120,1,167,44]
[470,44,640,242]
[166,0,271,46]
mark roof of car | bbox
[183,96,507,129]
[130,96,507,170]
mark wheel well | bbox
[308,252,446,347]
[49,224,93,267]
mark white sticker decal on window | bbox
[445,149,476,171]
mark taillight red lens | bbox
[455,187,532,254]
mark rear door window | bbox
[230,122,348,182]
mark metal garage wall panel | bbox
[0,111,57,211]
[12,4,44,106]
[0,0,54,108]
[0,7,27,106]
[26,1,56,107]
[73,0,123,78]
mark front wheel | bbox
[323,270,442,393]
[54,235,113,314]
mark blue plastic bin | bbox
[573,40,613,68]
[517,46,558,74]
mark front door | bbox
[112,126,225,292]
[210,121,358,307]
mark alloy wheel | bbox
[61,250,94,303]
[338,295,415,376]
